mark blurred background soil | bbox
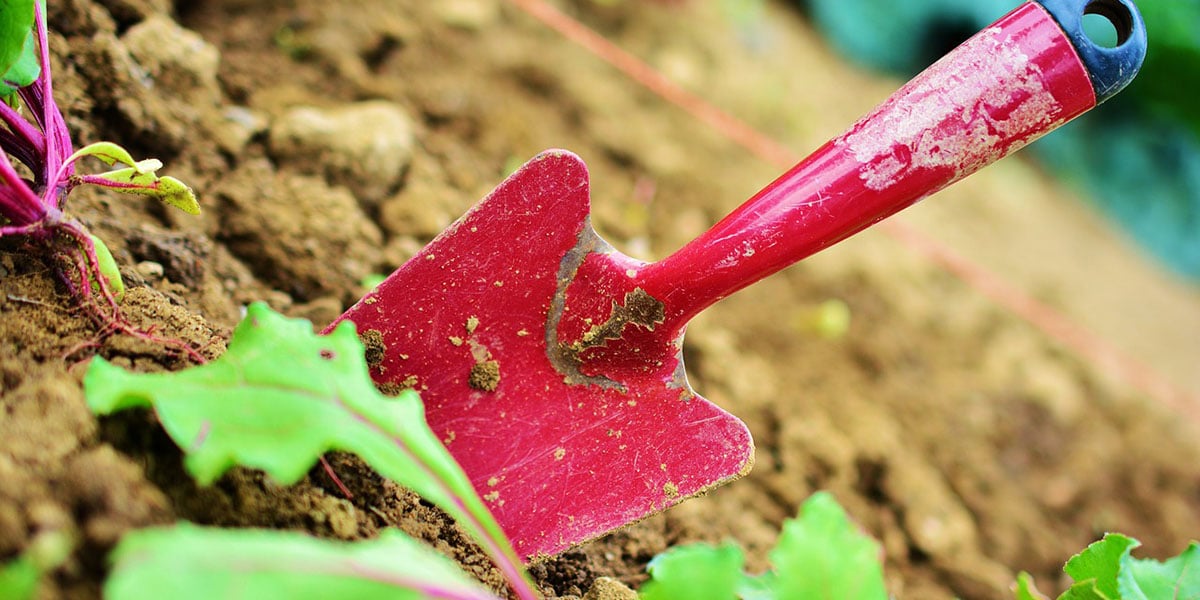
[1,1,1197,599]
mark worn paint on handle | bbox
[620,2,1096,333]
[838,20,1084,192]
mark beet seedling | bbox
[86,303,540,600]
[0,1,199,356]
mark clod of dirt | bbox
[582,577,637,600]
[74,32,175,150]
[269,101,415,207]
[80,14,222,154]
[0,372,96,468]
[573,288,665,351]
[380,194,453,243]
[469,359,500,392]
[215,158,383,303]
[0,348,173,594]
[61,446,174,547]
[435,0,501,31]
[95,0,172,28]
[214,105,270,155]
[123,15,221,110]
[360,329,386,368]
[116,286,227,364]
[125,226,212,289]
[662,482,679,500]
[256,1,416,93]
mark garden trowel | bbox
[329,0,1145,560]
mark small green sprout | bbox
[360,272,387,290]
[1016,533,1199,600]
[791,298,852,340]
[67,141,201,215]
[640,492,887,600]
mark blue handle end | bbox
[1035,0,1147,104]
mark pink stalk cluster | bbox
[0,4,121,318]
[0,4,77,235]
[0,4,203,364]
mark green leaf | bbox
[1,30,38,98]
[360,273,387,290]
[1130,0,1200,138]
[105,524,499,600]
[1014,572,1050,600]
[768,491,887,600]
[1060,579,1110,600]
[84,303,527,595]
[640,543,745,600]
[0,0,35,96]
[83,167,200,215]
[70,142,201,215]
[735,575,774,600]
[1063,534,1140,600]
[1117,541,1200,600]
[89,234,125,302]
[0,555,38,600]
[639,492,887,600]
[66,141,149,171]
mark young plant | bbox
[638,491,887,600]
[85,303,539,600]
[1016,533,1199,600]
[0,1,199,354]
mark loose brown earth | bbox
[3,1,1198,599]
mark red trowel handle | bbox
[638,0,1146,327]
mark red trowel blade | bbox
[331,151,753,560]
[331,0,1147,565]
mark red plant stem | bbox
[56,222,121,315]
[0,99,46,165]
[46,221,210,365]
[0,128,42,174]
[0,154,47,225]
[30,6,55,146]
[33,2,72,204]
[0,222,42,237]
[503,0,1199,424]
[77,174,152,191]
[319,457,355,500]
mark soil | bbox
[3,1,1198,599]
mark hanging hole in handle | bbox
[1036,0,1146,102]
[1083,0,1135,47]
